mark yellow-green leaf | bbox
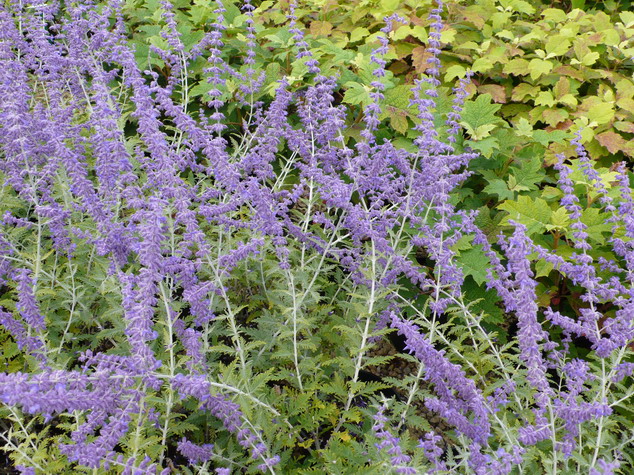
[581,52,600,66]
[586,102,615,125]
[445,64,467,81]
[528,59,553,80]
[349,27,369,43]
[503,58,530,76]
[546,207,571,231]
[310,21,332,37]
[499,196,552,235]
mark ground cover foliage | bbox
[0,0,633,473]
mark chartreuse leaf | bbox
[586,102,615,126]
[504,58,530,76]
[499,196,552,235]
[546,207,571,231]
[542,8,567,22]
[510,0,535,15]
[463,123,496,141]
[545,36,571,58]
[515,118,533,137]
[528,59,553,80]
[342,82,372,106]
[445,64,467,81]
[349,27,369,43]
[620,11,634,28]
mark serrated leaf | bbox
[535,91,556,107]
[472,57,495,73]
[586,102,615,126]
[596,131,627,154]
[483,179,514,200]
[457,248,490,285]
[189,81,214,98]
[461,94,502,131]
[528,59,553,80]
[445,64,467,81]
[511,155,546,191]
[512,83,540,102]
[581,208,612,243]
[466,135,499,158]
[310,20,332,37]
[342,82,371,106]
[349,27,369,43]
[533,129,570,147]
[542,8,567,22]
[510,0,535,14]
[581,52,600,66]
[545,36,571,58]
[412,46,433,74]
[380,85,415,134]
[620,11,634,28]
[463,123,496,141]
[479,84,506,104]
[503,58,530,76]
[499,196,552,235]
[515,118,533,137]
[535,259,554,278]
[461,278,504,324]
[546,207,571,231]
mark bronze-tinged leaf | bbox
[624,141,634,158]
[503,58,530,76]
[310,20,332,37]
[548,119,573,131]
[596,131,627,154]
[545,142,575,166]
[614,121,634,134]
[617,98,634,114]
[410,13,425,27]
[478,85,507,103]
[512,83,540,102]
[461,9,486,29]
[553,65,585,82]
[542,108,569,127]
[411,46,434,74]
[553,77,570,100]
[388,60,409,76]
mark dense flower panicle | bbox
[468,443,524,475]
[590,458,621,475]
[390,313,491,444]
[371,404,415,474]
[418,432,447,473]
[484,222,556,444]
[492,223,551,395]
[172,373,278,467]
[14,268,45,331]
[177,438,214,465]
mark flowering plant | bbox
[0,0,632,473]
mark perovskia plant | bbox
[0,0,632,473]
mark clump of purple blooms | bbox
[0,0,632,473]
